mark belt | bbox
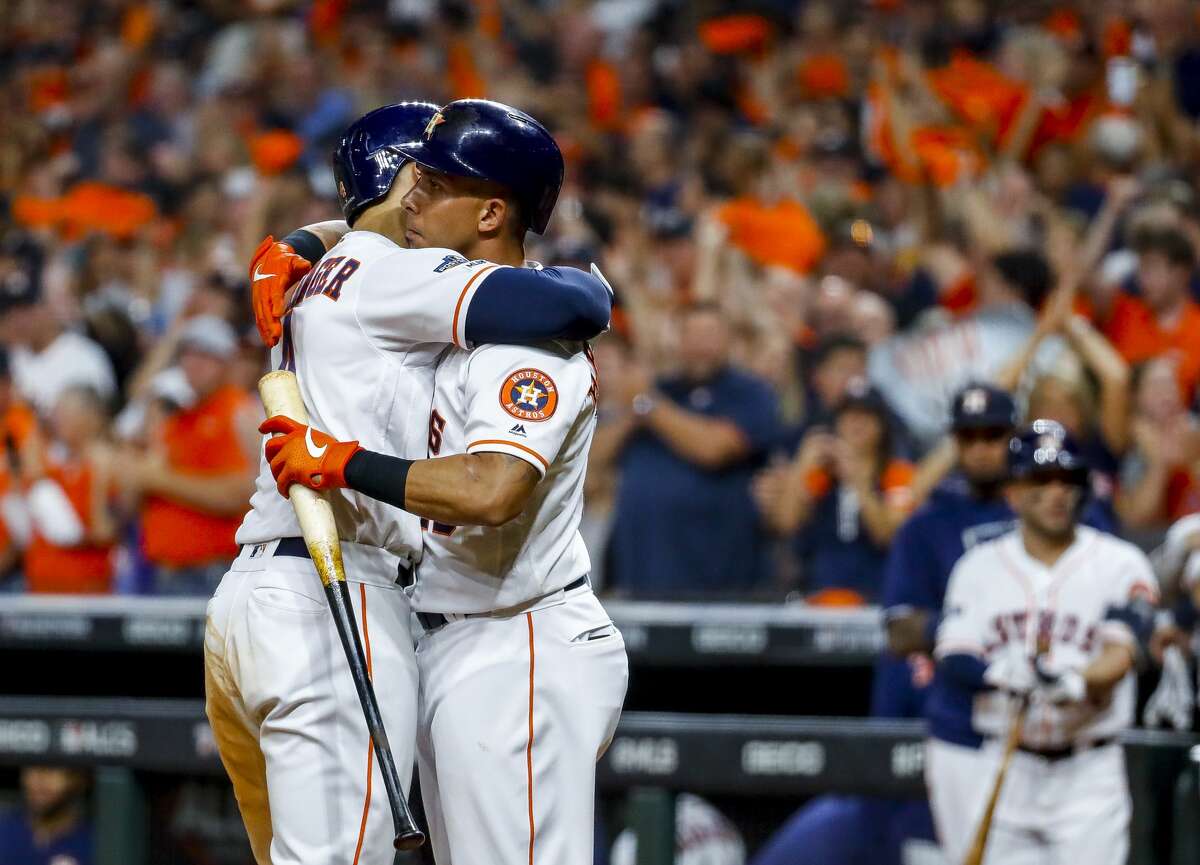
[273,537,310,559]
[242,538,414,585]
[416,575,590,632]
[1017,737,1115,762]
[240,537,312,560]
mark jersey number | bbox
[422,409,456,536]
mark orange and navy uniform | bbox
[798,459,917,606]
[25,456,114,594]
[804,459,916,510]
[142,384,254,567]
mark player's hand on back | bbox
[983,650,1037,696]
[249,236,313,348]
[259,415,362,497]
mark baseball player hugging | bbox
[929,419,1157,865]
[259,99,628,865]
[204,99,614,865]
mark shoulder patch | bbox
[434,254,468,273]
[500,369,558,422]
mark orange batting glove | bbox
[249,235,312,348]
[260,415,362,497]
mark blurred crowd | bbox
[4,0,1200,601]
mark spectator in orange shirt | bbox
[1097,227,1200,396]
[755,381,915,604]
[118,316,259,595]
[21,386,117,594]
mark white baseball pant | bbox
[204,541,419,865]
[927,736,1130,865]
[415,584,628,865]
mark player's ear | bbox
[477,197,508,236]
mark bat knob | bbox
[394,829,426,851]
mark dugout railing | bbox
[0,595,1196,864]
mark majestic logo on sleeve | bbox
[500,369,558,421]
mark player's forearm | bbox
[1083,642,1135,702]
[641,400,749,469]
[344,449,539,528]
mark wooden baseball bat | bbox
[258,370,425,853]
[961,696,1028,865]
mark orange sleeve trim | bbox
[351,585,374,865]
[452,265,498,349]
[468,439,549,472]
[525,612,536,865]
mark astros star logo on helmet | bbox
[500,369,558,421]
[424,111,446,139]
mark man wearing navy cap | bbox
[753,382,1113,865]
[878,384,1114,862]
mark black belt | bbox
[273,537,310,559]
[243,538,414,585]
[1017,737,1115,762]
[416,575,590,632]
[240,537,312,560]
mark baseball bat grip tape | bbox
[257,371,345,588]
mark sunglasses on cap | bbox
[954,426,1010,444]
[1023,470,1086,488]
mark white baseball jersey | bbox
[236,231,508,585]
[407,340,598,613]
[936,525,1156,749]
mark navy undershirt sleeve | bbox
[464,266,612,344]
[938,653,990,692]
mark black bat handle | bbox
[324,580,426,852]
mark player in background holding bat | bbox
[930,420,1156,865]
[204,100,612,865]
[261,100,628,865]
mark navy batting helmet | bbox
[1007,419,1089,486]
[396,99,565,234]
[332,101,439,225]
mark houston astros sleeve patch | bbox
[500,369,558,421]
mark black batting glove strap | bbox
[281,229,327,266]
[344,449,414,512]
